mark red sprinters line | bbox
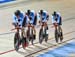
[0,49,15,55]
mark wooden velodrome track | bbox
[0,0,75,57]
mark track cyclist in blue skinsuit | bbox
[38,10,49,31]
[51,11,63,43]
[26,9,37,40]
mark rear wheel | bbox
[59,30,63,42]
[45,28,48,43]
[58,26,63,42]
[29,35,34,45]
[27,29,34,45]
[60,32,63,42]
[39,36,43,44]
[22,37,29,49]
[45,35,48,43]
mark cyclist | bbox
[26,10,37,39]
[12,10,26,44]
[12,10,25,28]
[51,11,62,32]
[38,10,49,30]
[51,11,63,42]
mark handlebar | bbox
[11,27,22,31]
[51,23,59,28]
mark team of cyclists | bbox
[12,9,63,46]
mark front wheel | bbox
[39,29,43,44]
[55,29,59,43]
[14,32,20,51]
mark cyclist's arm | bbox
[51,15,56,24]
[57,16,60,24]
[51,15,58,26]
[37,13,41,23]
[12,15,18,26]
[19,13,25,27]
[13,15,16,23]
[46,14,49,20]
[44,11,49,20]
[57,12,61,23]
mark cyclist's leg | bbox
[19,26,26,47]
[44,22,48,42]
[58,19,63,32]
[22,18,27,37]
[21,26,29,48]
[21,27,26,37]
[53,23,59,43]
[33,26,36,35]
[27,24,31,40]
[44,22,48,30]
[32,25,36,40]
[20,27,24,43]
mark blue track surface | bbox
[37,42,75,57]
[0,0,15,3]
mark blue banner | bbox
[0,0,15,3]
